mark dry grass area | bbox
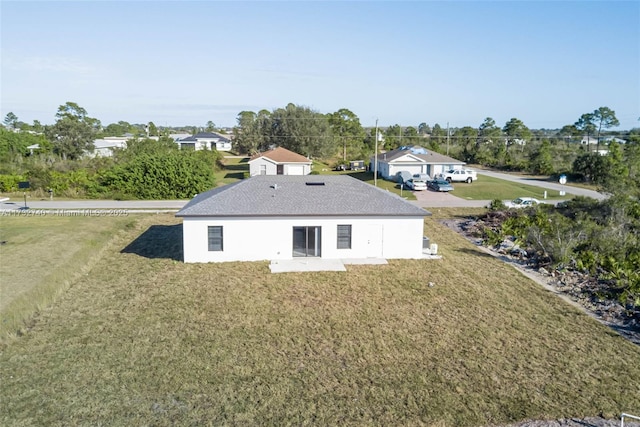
[1,213,639,426]
[0,214,134,339]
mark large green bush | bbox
[99,150,218,199]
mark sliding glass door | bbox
[292,226,322,257]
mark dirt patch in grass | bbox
[1,214,639,426]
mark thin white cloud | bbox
[4,55,95,74]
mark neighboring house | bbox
[87,136,129,157]
[370,146,465,180]
[580,136,598,146]
[248,147,312,176]
[87,135,159,157]
[604,136,627,144]
[176,132,232,151]
[176,175,429,263]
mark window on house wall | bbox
[337,225,352,249]
[208,226,223,251]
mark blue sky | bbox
[2,1,639,130]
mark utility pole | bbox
[374,118,379,187]
[446,122,450,156]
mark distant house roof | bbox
[93,139,126,149]
[178,136,198,142]
[249,147,311,164]
[373,146,464,165]
[193,132,231,142]
[176,175,429,218]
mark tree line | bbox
[2,101,639,197]
[1,103,220,199]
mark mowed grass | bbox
[0,214,134,339]
[215,156,249,186]
[1,214,639,426]
[452,174,569,201]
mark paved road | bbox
[0,170,604,211]
[0,199,187,211]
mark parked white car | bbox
[441,169,477,183]
[405,179,428,191]
[506,197,541,208]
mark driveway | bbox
[409,170,605,208]
[412,189,489,208]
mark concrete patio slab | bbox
[269,258,347,273]
[342,258,388,265]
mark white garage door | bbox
[287,165,305,175]
[389,164,423,177]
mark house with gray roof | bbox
[176,175,429,263]
[177,132,232,151]
[371,146,465,181]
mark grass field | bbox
[452,174,569,201]
[0,214,134,339]
[1,213,639,426]
[215,156,249,186]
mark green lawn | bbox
[1,213,638,426]
[215,156,249,186]
[452,174,570,201]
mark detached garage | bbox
[248,147,312,176]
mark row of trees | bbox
[2,105,225,162]
[1,103,221,198]
[2,101,638,194]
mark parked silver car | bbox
[405,179,428,191]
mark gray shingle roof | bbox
[176,175,429,217]
[374,146,465,165]
[193,132,231,141]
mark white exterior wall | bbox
[182,215,425,263]
[249,158,277,176]
[388,163,424,179]
[215,140,232,151]
[249,159,311,176]
[284,164,310,175]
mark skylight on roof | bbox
[305,182,325,186]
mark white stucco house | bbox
[176,132,232,151]
[87,135,160,158]
[370,146,465,180]
[248,147,312,176]
[87,136,129,157]
[176,175,429,263]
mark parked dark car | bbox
[427,179,454,192]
